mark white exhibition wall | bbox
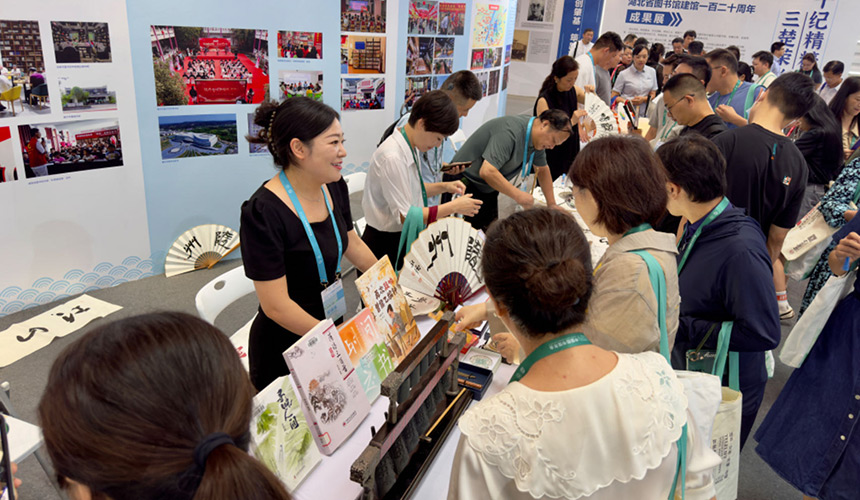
[0,0,516,316]
[508,0,860,98]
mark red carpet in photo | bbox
[237,53,266,104]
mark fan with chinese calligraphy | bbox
[164,224,240,277]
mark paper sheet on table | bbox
[0,294,123,367]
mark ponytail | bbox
[195,445,292,500]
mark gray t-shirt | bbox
[452,115,547,194]
[595,65,612,105]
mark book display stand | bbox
[350,312,470,499]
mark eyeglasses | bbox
[665,94,693,111]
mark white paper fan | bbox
[584,92,621,140]
[165,224,240,277]
[399,218,485,311]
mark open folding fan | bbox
[583,92,621,140]
[399,218,485,312]
[165,224,240,277]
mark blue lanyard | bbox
[279,170,342,286]
[522,117,536,181]
[587,52,595,70]
[624,223,651,236]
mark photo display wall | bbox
[0,0,515,317]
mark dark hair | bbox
[766,72,816,120]
[804,94,841,137]
[672,37,683,45]
[688,41,704,55]
[38,312,292,500]
[623,34,638,44]
[568,135,667,234]
[441,70,483,102]
[663,73,706,99]
[30,127,40,135]
[648,43,665,64]
[737,62,753,82]
[482,208,592,338]
[247,97,339,169]
[829,76,860,131]
[539,108,573,134]
[660,52,680,69]
[675,54,712,85]
[540,55,579,95]
[634,37,649,48]
[683,30,697,39]
[657,135,726,202]
[752,50,774,68]
[801,53,819,72]
[771,41,786,53]
[631,43,649,58]
[408,90,459,135]
[593,31,624,52]
[823,60,844,75]
[583,28,594,34]
[726,45,741,61]
[707,48,739,74]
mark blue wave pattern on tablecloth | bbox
[0,256,155,317]
[342,161,369,176]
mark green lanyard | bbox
[659,107,676,140]
[400,127,428,207]
[624,223,651,236]
[509,332,591,383]
[719,80,742,107]
[677,197,730,274]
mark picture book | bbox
[283,319,371,455]
[250,376,321,492]
[338,308,395,402]
[355,255,421,365]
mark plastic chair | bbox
[343,172,367,238]
[0,85,22,116]
[195,265,257,371]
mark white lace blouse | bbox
[447,352,719,500]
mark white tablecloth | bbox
[532,177,609,264]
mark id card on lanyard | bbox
[279,170,347,321]
[514,117,537,191]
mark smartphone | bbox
[441,161,471,172]
[0,415,16,500]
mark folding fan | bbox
[399,218,485,311]
[583,92,621,140]
[164,224,240,277]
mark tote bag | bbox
[779,269,857,368]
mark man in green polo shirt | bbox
[451,109,572,230]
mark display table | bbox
[6,414,43,463]
[533,176,609,265]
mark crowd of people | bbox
[280,80,322,100]
[278,40,320,59]
[7,22,860,500]
[341,10,386,33]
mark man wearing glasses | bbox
[663,73,727,140]
[706,49,765,129]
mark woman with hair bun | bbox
[38,312,292,500]
[447,208,718,500]
[533,55,586,180]
[241,97,379,391]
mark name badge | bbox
[321,279,347,321]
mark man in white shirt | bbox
[568,28,594,59]
[752,51,777,88]
[818,60,844,105]
[575,31,623,106]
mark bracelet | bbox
[428,206,438,224]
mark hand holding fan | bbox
[165,224,240,277]
[399,218,485,312]
[583,92,621,141]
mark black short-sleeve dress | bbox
[240,177,352,391]
[533,86,581,180]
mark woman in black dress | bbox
[533,56,585,180]
[241,97,378,391]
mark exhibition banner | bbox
[557,0,605,58]
[600,0,858,69]
[196,80,248,104]
[199,37,231,50]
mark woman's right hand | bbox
[448,194,482,217]
[490,333,521,363]
[454,303,489,331]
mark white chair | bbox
[449,129,467,153]
[343,172,368,275]
[195,265,257,372]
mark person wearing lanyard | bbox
[706,48,764,129]
[240,97,379,391]
[362,91,482,269]
[751,51,777,88]
[658,135,780,450]
[447,208,719,500]
[451,110,570,231]
[455,136,680,358]
[574,31,624,106]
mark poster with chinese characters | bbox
[250,376,321,492]
[354,256,421,365]
[283,318,371,455]
[0,294,122,367]
[338,308,395,402]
